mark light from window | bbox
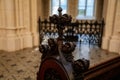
[51,0,67,15]
[77,0,95,19]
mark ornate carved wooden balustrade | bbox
[37,6,120,80]
[38,15,104,47]
[37,7,90,80]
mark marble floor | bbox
[0,45,119,80]
[0,48,41,80]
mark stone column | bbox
[14,0,26,50]
[0,0,21,51]
[68,0,78,20]
[0,3,1,27]
[0,0,3,50]
[95,0,103,20]
[30,0,39,47]
[23,0,33,48]
[102,0,117,50]
[0,0,37,51]
[0,0,6,50]
[37,0,43,19]
[4,0,17,51]
[109,0,120,53]
[43,0,50,19]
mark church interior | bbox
[0,0,120,80]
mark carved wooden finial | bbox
[49,7,72,39]
[38,7,90,80]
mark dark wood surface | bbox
[72,43,119,68]
[72,43,120,80]
[84,55,120,80]
[37,57,70,80]
[39,38,120,80]
[37,7,116,80]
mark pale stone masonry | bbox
[0,45,119,80]
[0,0,39,51]
[0,0,120,53]
[102,0,120,53]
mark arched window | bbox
[51,0,67,15]
[77,0,95,19]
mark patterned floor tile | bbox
[0,46,119,80]
[0,48,41,80]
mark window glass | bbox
[86,7,93,16]
[79,0,86,7]
[77,0,95,19]
[61,0,67,14]
[51,0,59,14]
[87,0,94,6]
[51,0,67,15]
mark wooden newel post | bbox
[37,7,89,80]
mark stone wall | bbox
[0,0,119,53]
[0,0,39,51]
[108,0,120,53]
[39,0,104,20]
[102,0,120,53]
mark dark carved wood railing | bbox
[37,7,90,80]
[36,7,120,80]
[38,17,104,47]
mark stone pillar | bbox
[109,0,120,53]
[3,0,17,51]
[14,0,27,50]
[30,0,39,47]
[102,0,117,50]
[0,0,3,50]
[43,0,50,19]
[0,0,39,51]
[68,0,78,20]
[0,0,6,51]
[22,0,33,48]
[37,0,43,19]
[95,0,103,20]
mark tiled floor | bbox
[0,45,119,80]
[0,48,41,80]
[72,44,119,68]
